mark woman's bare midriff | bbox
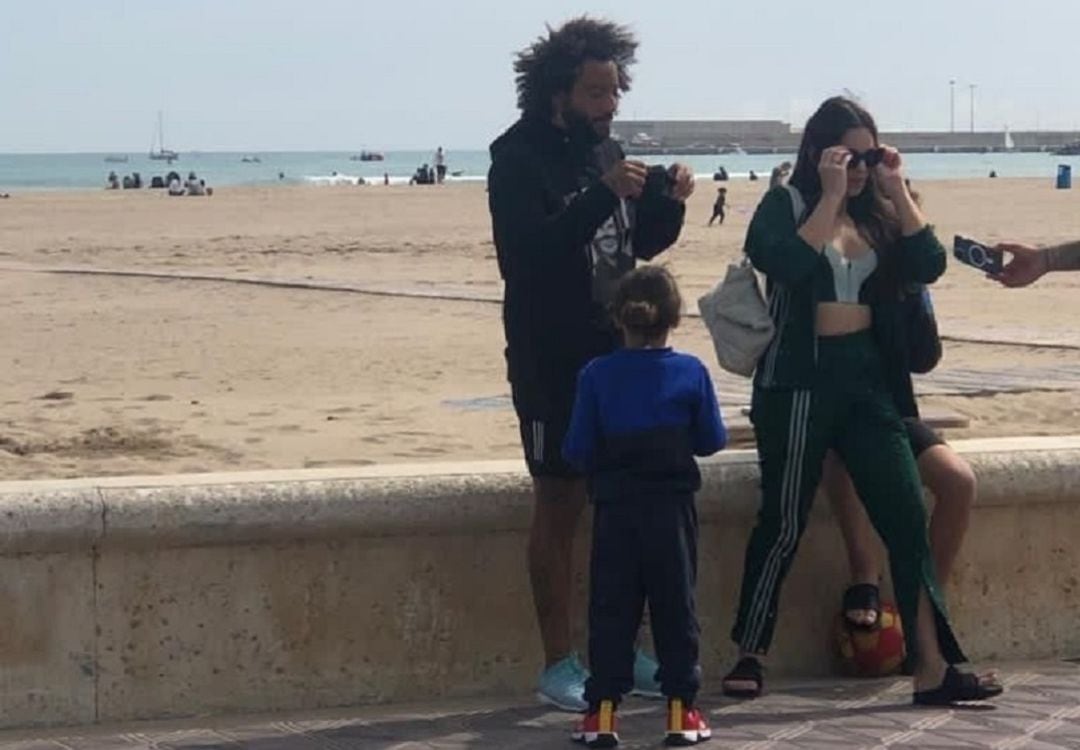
[816,302,872,336]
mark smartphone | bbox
[644,164,676,198]
[953,235,1004,275]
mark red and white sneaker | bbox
[571,699,619,747]
[665,698,711,746]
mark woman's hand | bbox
[878,145,927,235]
[875,145,907,202]
[818,146,850,199]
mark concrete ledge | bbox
[0,436,1078,728]
[0,488,102,554]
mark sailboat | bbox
[1004,126,1016,152]
[149,111,179,163]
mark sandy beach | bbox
[1,178,1079,480]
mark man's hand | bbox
[601,159,647,199]
[990,242,1048,287]
[669,163,695,202]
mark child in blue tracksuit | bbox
[564,266,727,748]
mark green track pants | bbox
[732,331,965,665]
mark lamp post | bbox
[949,79,956,133]
[969,83,977,133]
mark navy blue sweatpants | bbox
[584,495,701,707]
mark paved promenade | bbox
[1,661,1077,749]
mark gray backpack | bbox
[698,185,804,377]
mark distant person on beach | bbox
[989,170,997,178]
[410,164,435,185]
[106,171,120,190]
[748,169,759,181]
[186,172,206,196]
[132,172,143,189]
[278,172,285,181]
[168,175,184,196]
[713,165,729,182]
[488,16,693,716]
[768,161,792,189]
[708,187,727,226]
[384,172,390,185]
[435,147,447,183]
[991,239,1080,286]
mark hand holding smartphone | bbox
[953,235,1004,275]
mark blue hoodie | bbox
[563,347,726,503]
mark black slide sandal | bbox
[913,665,1004,706]
[841,583,881,631]
[722,656,764,699]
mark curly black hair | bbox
[513,16,638,119]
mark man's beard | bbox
[563,107,610,147]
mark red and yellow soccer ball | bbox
[833,601,906,677]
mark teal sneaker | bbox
[537,653,588,712]
[631,649,663,699]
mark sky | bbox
[1,0,1078,153]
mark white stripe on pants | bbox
[741,389,812,651]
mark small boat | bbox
[104,155,128,163]
[241,156,262,163]
[149,111,179,163]
[629,132,660,148]
[349,151,385,162]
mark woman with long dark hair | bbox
[720,96,1001,706]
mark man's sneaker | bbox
[665,698,711,746]
[631,649,663,698]
[537,653,588,712]
[571,699,619,747]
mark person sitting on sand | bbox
[107,171,120,190]
[185,172,206,196]
[168,174,185,196]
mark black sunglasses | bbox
[847,147,886,169]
